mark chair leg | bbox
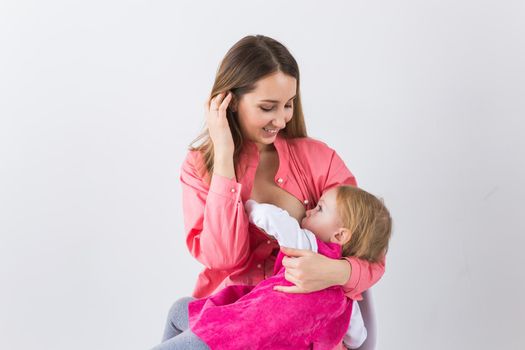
[355,289,377,350]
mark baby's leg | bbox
[151,330,209,350]
[161,296,195,341]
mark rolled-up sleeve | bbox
[180,151,250,270]
[342,255,385,301]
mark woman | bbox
[165,35,385,349]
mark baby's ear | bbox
[330,228,352,245]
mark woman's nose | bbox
[272,117,286,129]
[273,112,289,128]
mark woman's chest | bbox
[249,150,306,223]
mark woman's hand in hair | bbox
[206,91,234,158]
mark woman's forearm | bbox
[334,258,352,286]
[213,152,236,179]
[181,151,250,270]
[341,256,386,299]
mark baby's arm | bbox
[244,199,318,252]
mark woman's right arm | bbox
[180,91,250,270]
[180,150,250,270]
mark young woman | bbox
[161,35,386,349]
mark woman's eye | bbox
[260,104,292,112]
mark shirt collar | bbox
[273,132,289,161]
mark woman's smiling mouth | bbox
[262,127,279,134]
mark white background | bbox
[1,1,524,349]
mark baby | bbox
[151,185,392,350]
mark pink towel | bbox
[189,240,352,349]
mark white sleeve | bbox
[343,300,367,349]
[244,199,318,252]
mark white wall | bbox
[1,1,523,349]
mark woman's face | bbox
[234,72,297,151]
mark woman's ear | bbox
[330,228,352,245]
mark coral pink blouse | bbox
[180,133,385,300]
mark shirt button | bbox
[277,178,284,184]
[257,264,262,269]
[267,240,271,244]
[230,188,236,193]
[303,199,309,205]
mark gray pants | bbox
[150,297,210,350]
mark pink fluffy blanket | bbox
[188,240,352,349]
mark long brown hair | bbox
[189,35,308,181]
[336,185,392,262]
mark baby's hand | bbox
[244,199,259,215]
[244,199,267,226]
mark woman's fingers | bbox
[280,246,313,258]
[281,255,300,269]
[284,269,300,284]
[205,91,235,156]
[284,268,309,290]
[273,270,307,294]
[219,92,232,112]
[209,92,228,112]
[208,93,221,111]
[273,285,303,293]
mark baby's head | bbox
[301,185,392,262]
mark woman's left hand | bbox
[273,246,352,293]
